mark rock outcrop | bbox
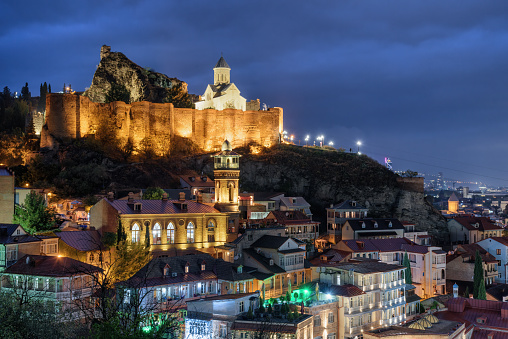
[83,45,192,105]
[199,145,449,244]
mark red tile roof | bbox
[106,198,220,215]
[437,297,508,331]
[341,238,429,254]
[266,210,317,225]
[6,255,102,277]
[451,216,503,231]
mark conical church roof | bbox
[215,56,230,69]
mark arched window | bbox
[153,223,161,244]
[207,220,215,232]
[228,182,235,202]
[167,222,175,244]
[89,252,94,263]
[187,222,195,243]
[293,273,297,284]
[131,223,140,243]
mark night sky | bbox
[2,1,508,187]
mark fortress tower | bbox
[213,140,240,213]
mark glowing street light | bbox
[357,140,362,153]
[304,135,310,146]
[328,141,334,147]
[317,135,324,147]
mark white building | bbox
[477,237,508,283]
[195,56,247,111]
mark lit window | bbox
[153,223,161,244]
[167,222,175,244]
[131,224,140,243]
[187,222,195,243]
[185,264,190,273]
[208,220,215,232]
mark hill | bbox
[12,143,448,244]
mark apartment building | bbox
[312,258,410,338]
[337,238,446,298]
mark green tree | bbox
[163,82,192,108]
[464,286,469,298]
[105,83,130,104]
[477,277,487,300]
[144,187,165,200]
[117,218,127,245]
[37,82,48,112]
[13,191,57,234]
[473,250,484,299]
[402,251,412,284]
[21,82,31,100]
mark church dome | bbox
[215,56,230,69]
[221,140,232,152]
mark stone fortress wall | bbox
[41,93,283,154]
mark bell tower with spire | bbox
[213,140,240,213]
[213,55,231,85]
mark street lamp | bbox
[328,141,334,147]
[317,135,324,147]
[357,141,362,153]
[305,135,310,146]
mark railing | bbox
[381,297,405,307]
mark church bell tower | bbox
[213,140,240,213]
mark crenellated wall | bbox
[41,93,282,153]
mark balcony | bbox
[346,322,379,336]
[381,297,405,308]
[433,278,445,286]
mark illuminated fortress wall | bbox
[41,93,283,153]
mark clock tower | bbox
[213,140,240,213]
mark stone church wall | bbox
[41,93,282,153]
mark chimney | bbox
[128,192,134,203]
[197,194,203,204]
[179,192,185,201]
[108,192,114,201]
[162,193,168,201]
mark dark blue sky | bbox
[2,1,508,187]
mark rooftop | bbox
[5,255,102,277]
[106,198,220,215]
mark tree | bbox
[463,286,469,298]
[37,82,48,112]
[21,82,31,100]
[13,191,57,234]
[163,82,192,108]
[402,251,412,284]
[105,83,130,104]
[477,277,487,300]
[473,250,484,299]
[143,187,165,200]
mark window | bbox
[201,263,206,271]
[239,301,244,313]
[208,235,215,242]
[89,252,94,263]
[497,249,502,255]
[131,224,140,243]
[314,315,321,327]
[153,223,161,244]
[327,334,336,339]
[219,324,227,338]
[167,223,175,244]
[187,222,195,243]
[207,220,215,232]
[6,247,17,262]
[123,289,131,304]
[185,264,190,273]
[374,222,378,228]
[328,312,335,323]
[237,266,243,274]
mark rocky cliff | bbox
[83,45,193,106]
[198,145,449,244]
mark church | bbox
[194,56,247,111]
